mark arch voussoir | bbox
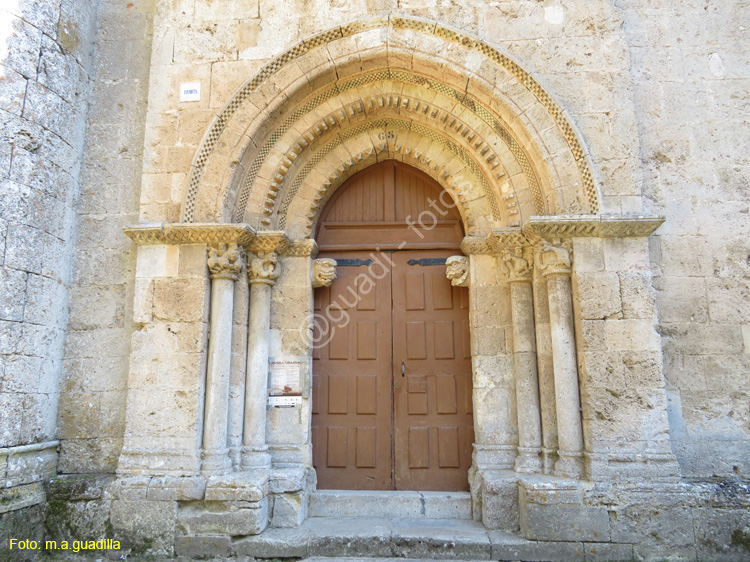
[182,16,600,234]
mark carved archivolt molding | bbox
[312,258,337,289]
[249,78,545,229]
[445,256,470,287]
[182,16,600,229]
[207,243,244,281]
[275,116,500,231]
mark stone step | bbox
[230,517,635,561]
[309,490,473,520]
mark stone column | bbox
[538,241,584,478]
[202,244,244,474]
[502,246,543,474]
[241,250,280,470]
[532,267,558,475]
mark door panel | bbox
[392,250,474,491]
[311,161,473,491]
[311,251,393,490]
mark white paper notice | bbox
[268,360,302,396]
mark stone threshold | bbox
[213,517,635,561]
[309,490,473,520]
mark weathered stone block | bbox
[152,277,209,322]
[574,271,622,320]
[232,525,309,558]
[391,518,492,560]
[271,491,307,528]
[693,507,750,562]
[147,476,206,501]
[521,503,611,542]
[490,533,585,562]
[175,535,231,559]
[177,498,268,536]
[110,499,176,555]
[481,474,519,531]
[204,472,268,502]
[584,542,634,561]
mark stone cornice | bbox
[523,214,665,239]
[124,223,256,247]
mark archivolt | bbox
[239,70,545,227]
[182,15,600,231]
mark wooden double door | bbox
[311,249,474,491]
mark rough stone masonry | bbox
[0,0,749,561]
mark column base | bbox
[514,447,543,474]
[541,447,558,475]
[201,448,233,475]
[553,450,584,478]
[241,446,272,470]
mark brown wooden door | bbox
[311,251,394,490]
[312,160,472,491]
[391,251,474,491]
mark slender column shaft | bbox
[510,280,543,473]
[202,244,243,475]
[546,272,584,478]
[503,247,543,473]
[241,250,279,470]
[532,272,559,475]
[538,241,584,478]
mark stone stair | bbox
[308,490,473,520]
[222,490,635,561]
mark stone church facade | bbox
[1,1,748,560]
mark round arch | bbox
[181,15,600,235]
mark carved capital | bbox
[312,258,337,288]
[537,241,572,277]
[207,243,244,280]
[502,246,533,283]
[445,256,470,287]
[248,251,280,285]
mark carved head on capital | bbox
[312,258,337,288]
[445,255,470,287]
[248,251,280,285]
[207,243,244,280]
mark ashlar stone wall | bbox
[58,0,156,474]
[618,0,750,477]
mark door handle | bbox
[401,361,405,378]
